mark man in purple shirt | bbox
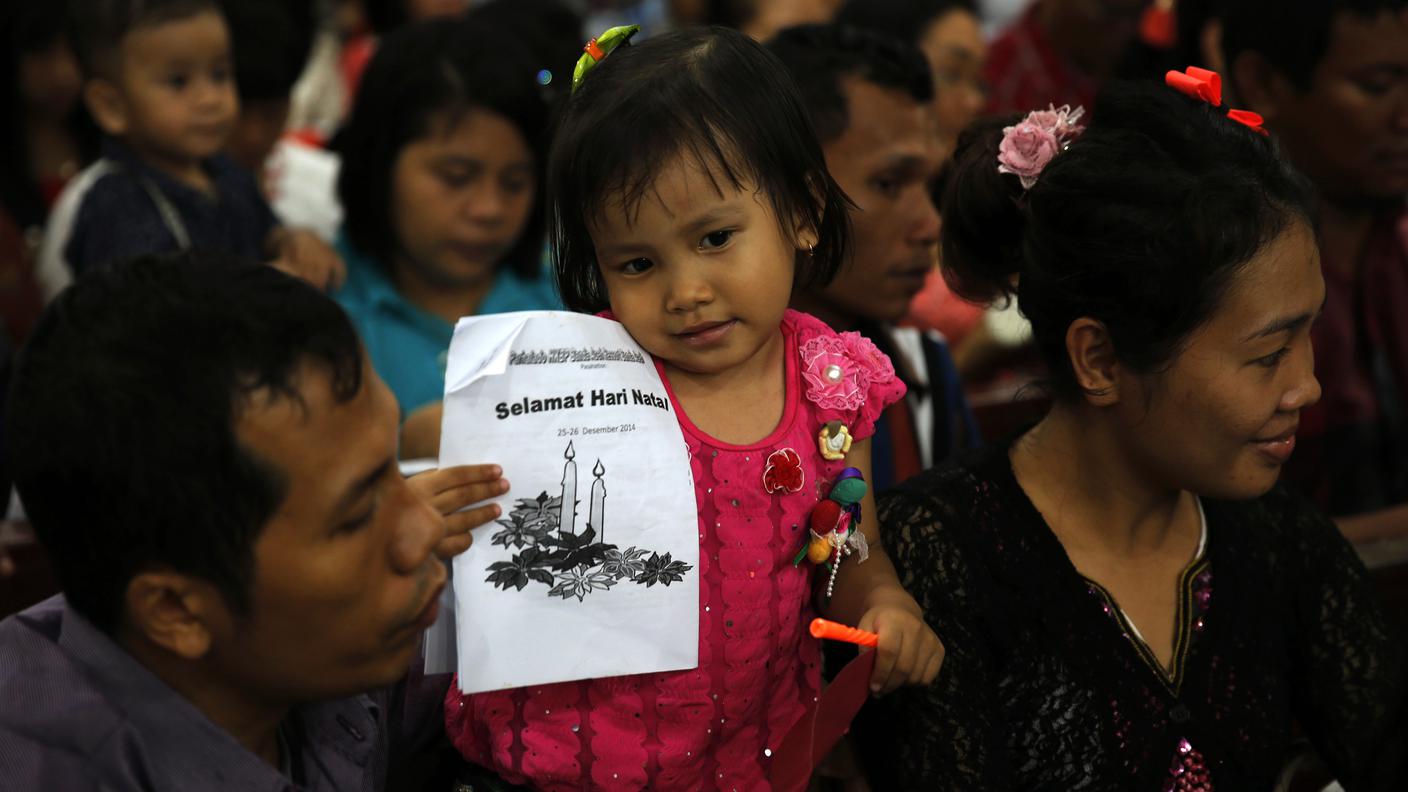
[0,252,506,790]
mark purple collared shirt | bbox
[0,596,449,791]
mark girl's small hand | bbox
[857,604,945,696]
[408,464,509,559]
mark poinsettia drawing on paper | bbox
[637,552,692,587]
[485,442,694,601]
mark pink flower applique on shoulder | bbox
[799,332,896,412]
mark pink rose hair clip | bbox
[996,104,1086,190]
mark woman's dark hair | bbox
[941,81,1316,398]
[465,0,583,106]
[0,1,99,231]
[699,0,759,28]
[549,26,851,313]
[7,252,363,634]
[219,0,315,103]
[361,0,451,35]
[834,0,977,48]
[335,18,549,281]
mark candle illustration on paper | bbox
[437,311,699,694]
[589,459,605,542]
[484,443,692,600]
[561,441,577,534]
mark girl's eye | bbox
[166,74,189,90]
[211,66,230,83]
[701,229,733,250]
[1253,348,1290,369]
[621,258,653,275]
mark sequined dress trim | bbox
[1083,501,1209,695]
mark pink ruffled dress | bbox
[444,310,905,791]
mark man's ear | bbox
[84,79,129,136]
[123,571,224,660]
[1229,51,1294,124]
[1065,317,1122,407]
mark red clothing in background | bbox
[1284,205,1408,515]
[982,4,1099,116]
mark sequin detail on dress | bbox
[1163,738,1213,792]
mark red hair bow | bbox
[1165,67,1268,136]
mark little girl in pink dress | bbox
[446,26,945,790]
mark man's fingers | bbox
[445,503,503,535]
[428,480,509,515]
[434,532,475,560]
[413,463,508,559]
[411,464,503,494]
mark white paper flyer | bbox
[435,311,699,694]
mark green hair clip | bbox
[572,25,641,94]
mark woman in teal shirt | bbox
[334,19,561,456]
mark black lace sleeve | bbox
[1282,496,1408,790]
[859,484,1013,790]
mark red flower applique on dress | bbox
[762,447,805,494]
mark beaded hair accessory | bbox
[996,104,1086,190]
[572,24,640,94]
[1165,66,1268,136]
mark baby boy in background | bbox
[39,0,342,293]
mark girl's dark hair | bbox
[941,81,1315,398]
[335,18,549,281]
[549,26,851,313]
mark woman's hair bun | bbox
[939,114,1028,304]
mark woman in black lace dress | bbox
[860,77,1408,790]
